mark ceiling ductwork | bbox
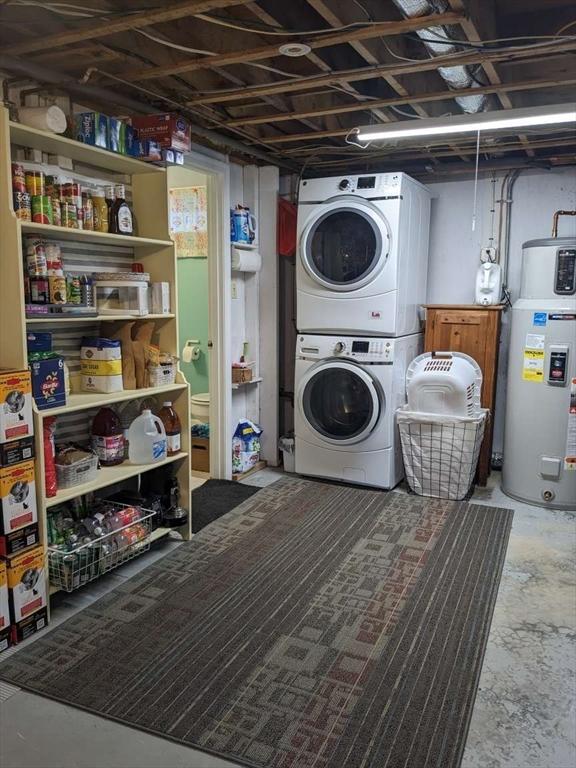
[391,0,486,113]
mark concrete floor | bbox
[1,469,574,768]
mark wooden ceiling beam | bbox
[121,11,464,81]
[227,76,576,127]
[187,39,576,104]
[3,0,253,57]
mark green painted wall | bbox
[169,167,210,396]
[177,257,209,394]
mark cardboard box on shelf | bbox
[0,369,33,444]
[109,117,126,154]
[0,460,38,537]
[0,560,10,647]
[7,546,47,628]
[0,436,34,468]
[11,605,48,645]
[74,111,108,149]
[30,356,66,410]
[151,282,170,315]
[0,523,40,558]
[131,113,191,152]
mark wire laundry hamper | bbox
[397,407,489,500]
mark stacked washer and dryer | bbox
[294,172,431,488]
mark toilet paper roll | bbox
[231,248,262,272]
[18,106,68,134]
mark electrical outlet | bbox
[231,280,238,299]
[480,246,497,263]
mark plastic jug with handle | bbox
[128,409,167,464]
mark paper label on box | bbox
[565,377,576,471]
[525,333,545,350]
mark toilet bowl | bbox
[190,392,210,424]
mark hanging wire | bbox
[471,130,481,232]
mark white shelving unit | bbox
[0,108,202,610]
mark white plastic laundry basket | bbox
[397,407,488,500]
[406,351,483,417]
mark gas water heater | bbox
[503,235,576,509]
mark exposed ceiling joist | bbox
[227,76,576,127]
[446,0,535,156]
[122,11,464,81]
[187,39,576,104]
[2,0,253,57]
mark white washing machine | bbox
[297,172,431,337]
[295,333,422,488]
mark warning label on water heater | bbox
[565,378,576,471]
[522,349,545,382]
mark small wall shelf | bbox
[26,313,175,324]
[232,376,263,390]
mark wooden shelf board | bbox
[26,313,175,324]
[232,376,262,390]
[232,459,267,482]
[46,452,189,507]
[35,382,188,418]
[20,221,173,248]
[10,121,164,175]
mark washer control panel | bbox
[299,335,394,362]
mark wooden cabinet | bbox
[423,305,504,486]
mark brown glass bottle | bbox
[158,401,181,456]
[109,184,134,235]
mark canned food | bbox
[25,238,48,276]
[30,276,50,304]
[13,190,32,220]
[51,198,62,227]
[61,202,78,228]
[12,163,26,193]
[25,170,45,196]
[49,275,67,304]
[66,274,82,304]
[82,193,94,231]
[31,194,53,224]
[92,194,109,232]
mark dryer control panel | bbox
[298,335,394,363]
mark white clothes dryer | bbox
[297,172,430,337]
[294,332,422,489]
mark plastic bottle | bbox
[109,184,134,235]
[127,409,167,464]
[91,407,124,466]
[158,401,181,456]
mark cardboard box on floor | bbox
[0,560,10,653]
[7,545,47,644]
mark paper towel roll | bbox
[231,247,262,272]
[18,106,68,134]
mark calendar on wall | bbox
[169,186,208,258]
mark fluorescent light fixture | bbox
[354,104,576,143]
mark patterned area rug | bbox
[0,478,513,768]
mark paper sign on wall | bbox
[565,377,576,471]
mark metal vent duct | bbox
[392,0,486,113]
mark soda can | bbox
[13,190,32,220]
[31,194,53,224]
[25,170,45,196]
[12,163,26,193]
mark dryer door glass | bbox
[307,208,383,287]
[303,366,377,440]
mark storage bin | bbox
[232,366,253,384]
[148,363,176,387]
[56,453,98,489]
[397,407,488,500]
[191,437,209,472]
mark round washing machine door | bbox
[298,360,382,445]
[300,198,391,292]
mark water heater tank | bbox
[502,237,576,509]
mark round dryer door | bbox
[300,199,391,292]
[298,361,381,445]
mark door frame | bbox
[181,149,232,479]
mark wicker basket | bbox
[56,453,98,489]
